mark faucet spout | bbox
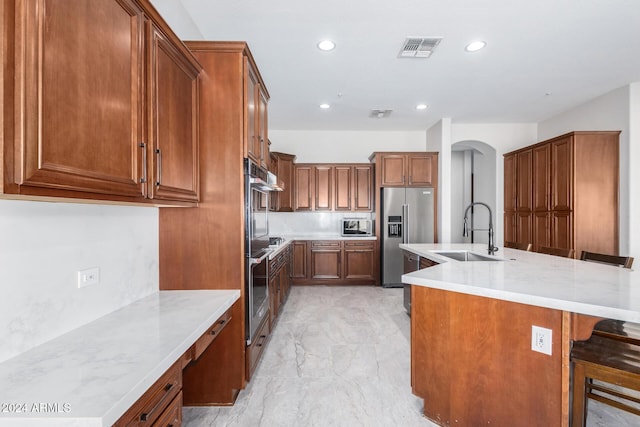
[462,202,498,255]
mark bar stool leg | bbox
[572,362,587,427]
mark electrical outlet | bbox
[531,325,552,355]
[77,267,100,288]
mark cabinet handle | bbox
[256,334,267,347]
[139,382,174,422]
[155,148,162,186]
[139,142,147,184]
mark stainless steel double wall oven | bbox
[244,158,272,345]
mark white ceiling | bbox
[176,0,640,131]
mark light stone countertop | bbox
[0,289,240,427]
[401,243,640,322]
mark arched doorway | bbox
[450,140,497,244]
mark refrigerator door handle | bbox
[402,203,408,244]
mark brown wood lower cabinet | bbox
[246,314,270,381]
[114,361,182,426]
[268,245,291,327]
[182,302,241,406]
[292,240,376,285]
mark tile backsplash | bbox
[269,211,375,236]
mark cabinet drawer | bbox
[114,361,181,426]
[246,315,270,380]
[193,308,232,361]
[311,240,341,249]
[151,391,182,427]
[344,241,374,250]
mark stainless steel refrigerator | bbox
[381,187,435,287]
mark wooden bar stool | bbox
[538,246,574,258]
[571,325,640,426]
[571,251,636,426]
[580,251,634,269]
[505,241,532,251]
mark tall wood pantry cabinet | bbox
[504,131,620,257]
[1,0,200,205]
[159,42,270,405]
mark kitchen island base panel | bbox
[411,285,565,426]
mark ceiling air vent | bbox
[370,109,392,118]
[398,37,443,58]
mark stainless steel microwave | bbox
[341,219,373,236]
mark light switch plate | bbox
[531,325,552,355]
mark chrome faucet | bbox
[463,202,498,255]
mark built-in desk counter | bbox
[0,290,239,426]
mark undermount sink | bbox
[432,250,505,262]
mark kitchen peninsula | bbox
[402,243,639,426]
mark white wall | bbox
[269,130,427,163]
[149,0,204,40]
[538,84,636,255]
[450,123,538,246]
[427,119,452,242]
[0,200,158,363]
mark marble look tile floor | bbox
[184,286,639,427]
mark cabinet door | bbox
[532,211,551,251]
[257,88,268,168]
[353,165,374,211]
[516,149,532,211]
[314,166,333,211]
[245,61,259,163]
[310,241,341,280]
[268,273,279,326]
[380,155,406,186]
[311,249,341,280]
[552,211,573,252]
[13,0,145,198]
[504,211,517,246]
[294,165,313,210]
[551,137,574,211]
[148,23,200,202]
[532,144,550,212]
[516,211,533,248]
[407,154,435,187]
[503,154,517,212]
[334,166,352,211]
[291,241,308,280]
[275,154,295,212]
[344,242,375,281]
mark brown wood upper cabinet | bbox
[294,163,373,212]
[246,63,269,168]
[334,165,374,211]
[377,153,436,187]
[504,131,619,257]
[2,0,201,205]
[269,152,296,211]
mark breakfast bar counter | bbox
[401,243,638,426]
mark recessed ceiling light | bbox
[317,40,336,51]
[319,103,331,109]
[416,104,428,110]
[465,41,486,52]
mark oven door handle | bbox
[249,249,273,265]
